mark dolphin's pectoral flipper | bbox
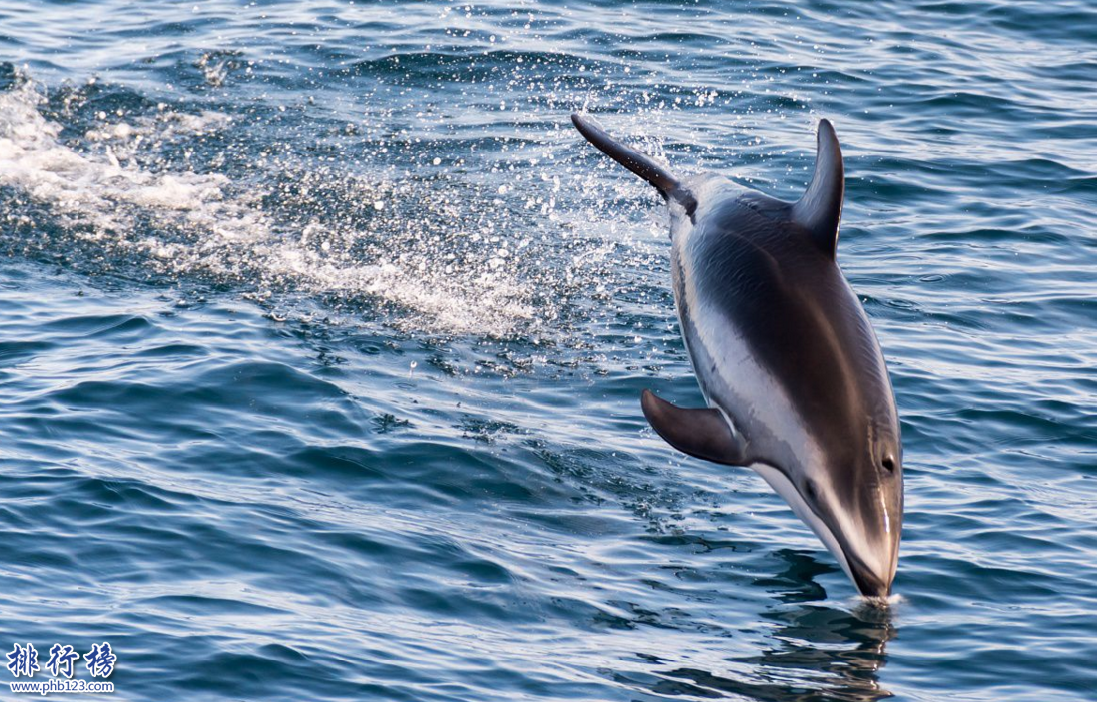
[571,112,697,214]
[641,389,747,466]
[792,118,844,259]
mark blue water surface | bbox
[1,1,1095,700]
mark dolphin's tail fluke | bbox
[571,112,696,213]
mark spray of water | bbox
[0,69,668,339]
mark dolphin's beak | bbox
[835,516,900,599]
[846,549,893,599]
[752,464,901,599]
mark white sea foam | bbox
[0,79,261,247]
[0,76,647,337]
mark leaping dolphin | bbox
[572,112,903,598]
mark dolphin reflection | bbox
[638,551,897,701]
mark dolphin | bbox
[571,112,903,598]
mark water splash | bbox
[0,70,664,338]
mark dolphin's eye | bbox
[803,481,818,503]
[882,455,896,473]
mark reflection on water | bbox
[640,550,896,701]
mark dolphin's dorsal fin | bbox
[641,390,747,466]
[792,119,844,258]
[572,113,697,215]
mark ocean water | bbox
[1,0,1095,700]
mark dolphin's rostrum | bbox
[572,112,903,598]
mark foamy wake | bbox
[0,75,631,337]
[0,79,268,254]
